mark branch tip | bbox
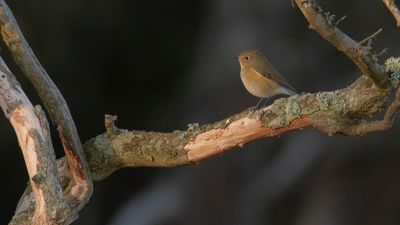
[357,28,383,47]
[335,15,347,26]
[105,114,118,135]
[376,48,388,57]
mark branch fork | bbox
[1,0,400,224]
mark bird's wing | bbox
[251,60,296,92]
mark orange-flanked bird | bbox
[237,49,296,108]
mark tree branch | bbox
[5,0,400,224]
[0,0,92,204]
[10,63,400,224]
[339,85,400,135]
[83,74,399,180]
[0,58,71,224]
[339,57,400,135]
[294,0,388,88]
[382,0,400,27]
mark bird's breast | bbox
[240,68,279,98]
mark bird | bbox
[236,49,297,108]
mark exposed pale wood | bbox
[0,0,92,205]
[4,0,400,224]
[0,58,69,225]
[185,117,311,162]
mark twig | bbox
[356,28,383,47]
[0,58,70,224]
[294,0,388,88]
[377,48,388,57]
[382,0,400,27]
[0,0,92,205]
[335,15,347,26]
[105,114,118,136]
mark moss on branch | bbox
[81,74,391,180]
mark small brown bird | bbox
[237,49,296,107]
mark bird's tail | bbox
[280,85,297,96]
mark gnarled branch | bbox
[0,0,92,206]
[0,58,70,224]
[11,69,400,223]
[83,73,398,179]
[5,0,400,224]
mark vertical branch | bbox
[382,0,400,27]
[0,0,92,203]
[0,58,69,224]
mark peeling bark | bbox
[2,0,400,224]
[0,0,92,206]
[0,58,70,224]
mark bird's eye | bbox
[244,56,249,60]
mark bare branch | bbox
[0,0,92,204]
[334,15,347,26]
[294,0,388,88]
[0,58,70,224]
[83,75,394,179]
[382,0,400,27]
[4,1,400,224]
[11,65,400,223]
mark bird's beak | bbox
[235,56,240,62]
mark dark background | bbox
[1,0,400,224]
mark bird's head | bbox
[236,49,265,68]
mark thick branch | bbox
[5,0,400,223]
[382,0,400,27]
[0,0,92,203]
[11,69,400,223]
[84,75,392,180]
[294,0,388,88]
[0,58,70,224]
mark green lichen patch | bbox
[123,130,190,167]
[83,134,117,180]
[324,12,336,25]
[315,92,330,110]
[187,123,200,131]
[315,91,348,114]
[295,94,319,115]
[285,96,301,117]
[385,57,400,87]
[265,98,288,128]
[255,97,296,129]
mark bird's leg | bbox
[248,98,266,115]
[254,98,264,109]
